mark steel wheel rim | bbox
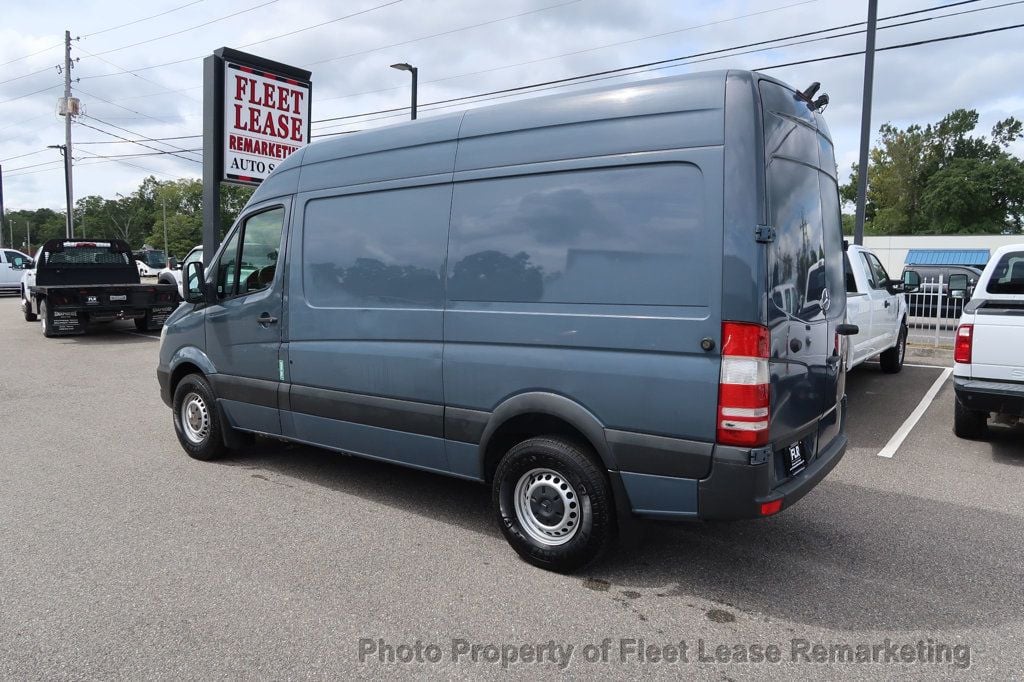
[180,392,211,444]
[513,468,581,546]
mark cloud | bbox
[1,0,1022,210]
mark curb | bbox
[906,344,954,367]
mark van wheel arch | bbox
[170,362,205,398]
[479,393,615,484]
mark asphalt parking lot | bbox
[2,297,1023,679]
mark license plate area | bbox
[774,435,816,484]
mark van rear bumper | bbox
[696,431,847,521]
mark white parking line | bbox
[117,331,159,340]
[876,367,953,459]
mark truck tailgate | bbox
[972,308,1024,381]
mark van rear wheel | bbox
[493,436,614,572]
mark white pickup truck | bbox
[952,243,1024,439]
[844,244,913,373]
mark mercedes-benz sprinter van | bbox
[158,70,851,572]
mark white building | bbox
[862,234,1024,276]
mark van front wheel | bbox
[172,374,227,461]
[493,436,614,572]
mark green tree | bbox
[842,109,1024,235]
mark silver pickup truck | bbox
[952,244,1024,438]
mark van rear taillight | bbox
[954,324,973,364]
[717,322,771,447]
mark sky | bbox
[1,0,1023,213]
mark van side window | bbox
[447,164,706,306]
[302,185,450,307]
[216,207,284,299]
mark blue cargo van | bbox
[158,70,851,571]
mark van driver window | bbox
[215,207,284,299]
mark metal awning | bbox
[904,249,990,266]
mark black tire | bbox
[493,436,615,573]
[39,299,53,337]
[23,293,37,322]
[879,324,907,374]
[953,399,988,440]
[135,313,152,332]
[172,374,228,461]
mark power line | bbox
[76,133,203,145]
[80,114,202,159]
[75,147,189,179]
[74,45,201,104]
[0,148,50,163]
[81,0,583,82]
[240,0,405,49]
[0,65,57,87]
[75,118,202,164]
[81,0,206,38]
[303,0,585,67]
[317,0,995,105]
[75,86,189,129]
[89,0,279,57]
[0,42,62,69]
[313,18,1024,136]
[0,83,62,106]
[309,1,1020,128]
[4,158,65,173]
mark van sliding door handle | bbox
[257,313,278,327]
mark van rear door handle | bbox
[257,313,278,327]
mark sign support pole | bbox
[202,53,225,264]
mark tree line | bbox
[841,108,1023,235]
[2,178,253,258]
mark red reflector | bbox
[722,322,770,358]
[954,324,973,364]
[760,499,782,516]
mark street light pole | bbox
[48,144,72,238]
[390,63,418,120]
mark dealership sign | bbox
[204,48,312,187]
[223,61,310,184]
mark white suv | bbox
[952,244,1024,438]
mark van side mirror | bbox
[184,261,207,304]
[948,273,968,299]
[902,270,921,293]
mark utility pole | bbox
[853,0,878,246]
[26,221,31,253]
[63,29,75,239]
[9,220,14,249]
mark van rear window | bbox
[986,253,1024,295]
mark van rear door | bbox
[760,79,846,473]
